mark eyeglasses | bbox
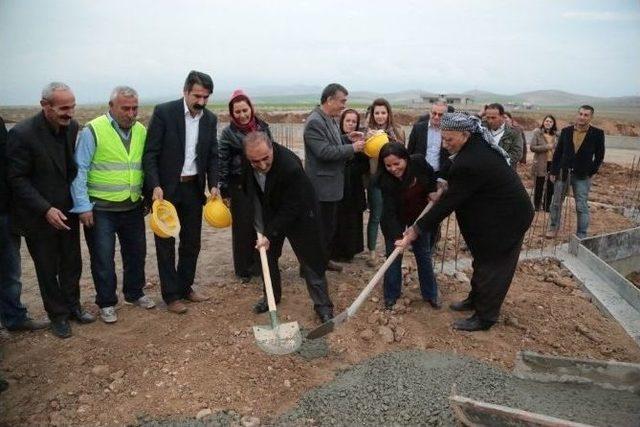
[432,112,444,117]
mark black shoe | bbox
[317,311,334,324]
[384,299,396,310]
[6,318,50,331]
[238,275,252,284]
[50,320,72,339]
[453,314,494,332]
[253,298,279,314]
[449,298,474,312]
[425,298,442,309]
[327,261,343,272]
[0,376,8,393]
[70,308,96,324]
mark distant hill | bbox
[243,88,640,108]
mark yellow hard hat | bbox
[364,131,389,158]
[204,196,232,228]
[150,200,181,238]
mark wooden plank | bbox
[514,351,640,393]
[450,395,593,427]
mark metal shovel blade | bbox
[253,320,303,355]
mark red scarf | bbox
[228,90,260,134]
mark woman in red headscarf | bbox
[219,90,274,282]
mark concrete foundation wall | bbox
[580,226,640,263]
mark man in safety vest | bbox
[71,86,155,323]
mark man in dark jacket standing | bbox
[142,71,219,314]
[546,105,605,239]
[0,115,49,333]
[407,101,451,181]
[7,83,95,338]
[243,131,334,323]
[397,113,533,332]
[484,103,523,169]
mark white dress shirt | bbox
[425,121,442,172]
[181,99,202,176]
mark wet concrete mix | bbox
[140,350,639,426]
[277,350,640,426]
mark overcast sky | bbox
[1,0,639,105]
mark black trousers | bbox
[319,201,338,257]
[155,181,203,304]
[533,161,554,211]
[263,234,333,315]
[467,237,523,323]
[24,217,82,321]
[229,175,258,277]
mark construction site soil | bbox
[1,117,639,426]
[1,106,639,137]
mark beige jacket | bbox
[529,128,557,177]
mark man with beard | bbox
[7,82,95,338]
[143,71,219,314]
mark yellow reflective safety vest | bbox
[86,115,146,202]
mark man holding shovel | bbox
[242,131,334,323]
[396,113,533,332]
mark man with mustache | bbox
[142,71,219,314]
[7,82,95,338]
[71,86,155,324]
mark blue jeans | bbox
[548,175,591,239]
[0,213,28,328]
[84,207,146,308]
[367,184,382,251]
[383,231,438,303]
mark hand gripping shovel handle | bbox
[257,232,278,328]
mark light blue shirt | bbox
[426,122,442,172]
[70,113,131,213]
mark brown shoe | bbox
[167,300,188,314]
[366,250,377,268]
[185,291,210,303]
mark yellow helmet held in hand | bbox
[150,200,181,238]
[204,195,232,228]
[364,131,389,159]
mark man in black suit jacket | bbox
[546,105,605,239]
[397,113,533,332]
[242,132,333,322]
[407,102,451,180]
[1,115,49,333]
[142,71,219,314]
[7,82,95,338]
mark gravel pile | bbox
[277,350,640,426]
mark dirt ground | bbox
[1,105,639,137]
[1,138,640,425]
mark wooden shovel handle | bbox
[348,246,403,316]
[347,200,435,317]
[257,233,278,313]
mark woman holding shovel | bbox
[377,143,441,310]
[364,98,406,268]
